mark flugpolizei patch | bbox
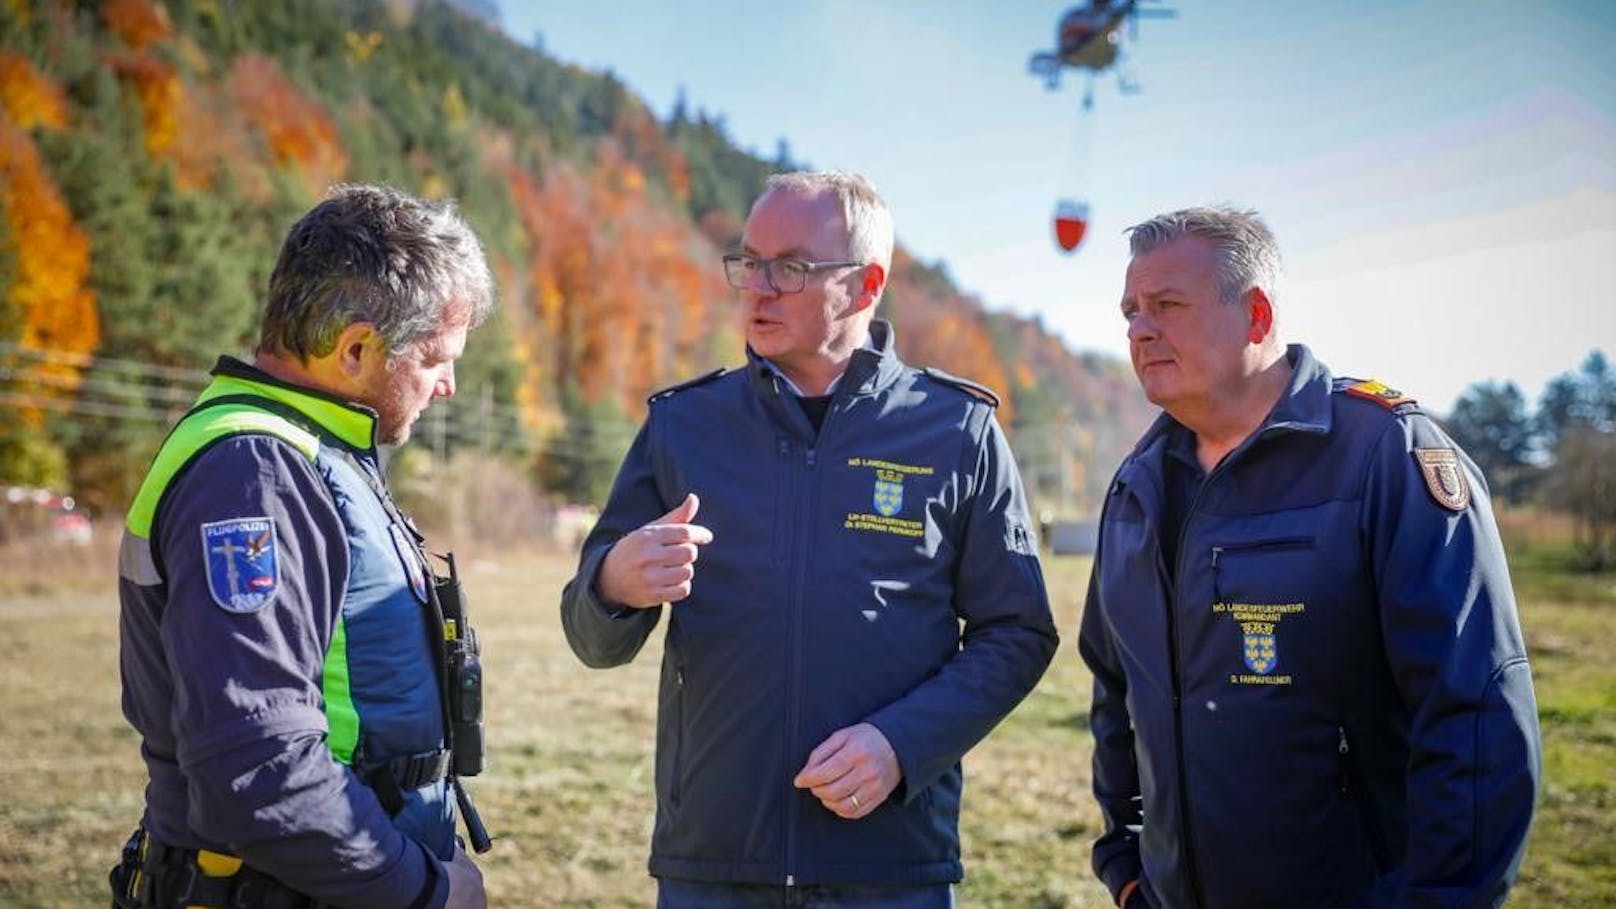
[201,517,279,613]
[1414,448,1471,512]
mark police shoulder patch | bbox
[1335,377,1418,411]
[647,368,727,404]
[1414,448,1471,512]
[200,517,279,613]
[921,367,1000,407]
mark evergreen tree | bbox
[1447,380,1535,502]
[143,167,260,365]
[536,381,636,505]
[1537,351,1616,570]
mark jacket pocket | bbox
[669,665,686,806]
[1210,536,1316,605]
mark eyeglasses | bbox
[722,253,863,294]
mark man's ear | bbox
[330,322,383,380]
[1245,287,1274,344]
[855,264,887,311]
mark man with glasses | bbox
[561,171,1058,908]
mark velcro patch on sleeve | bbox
[1414,449,1471,512]
[201,517,279,612]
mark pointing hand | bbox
[596,493,713,608]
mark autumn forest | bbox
[0,0,1153,518]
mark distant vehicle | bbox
[1029,0,1176,255]
[1028,0,1176,106]
[1,486,93,546]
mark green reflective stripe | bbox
[197,375,374,451]
[125,402,321,537]
[322,613,360,764]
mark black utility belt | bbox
[359,748,452,815]
[110,827,323,909]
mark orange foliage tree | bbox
[885,254,1015,425]
[110,53,180,157]
[0,53,68,130]
[103,0,173,51]
[0,122,100,425]
[229,53,347,196]
[506,150,734,424]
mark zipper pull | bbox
[1211,546,1225,605]
[1338,726,1352,794]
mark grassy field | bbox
[0,525,1610,907]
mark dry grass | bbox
[0,536,1609,907]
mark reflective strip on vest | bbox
[125,406,320,539]
[323,613,359,763]
[124,395,359,763]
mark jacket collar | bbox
[746,319,905,399]
[1131,344,1334,457]
[201,356,378,450]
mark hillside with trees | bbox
[0,0,1153,522]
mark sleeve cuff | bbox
[404,840,448,909]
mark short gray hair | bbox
[259,184,494,359]
[1126,206,1281,304]
[760,170,895,272]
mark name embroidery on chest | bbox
[1212,601,1307,686]
[843,457,933,538]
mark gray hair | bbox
[760,170,895,272]
[259,184,494,360]
[1126,206,1281,304]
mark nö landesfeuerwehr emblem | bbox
[201,517,279,613]
[873,477,904,517]
[1242,624,1277,674]
[1414,448,1470,512]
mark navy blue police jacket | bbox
[118,358,452,908]
[561,320,1059,886]
[1079,345,1541,909]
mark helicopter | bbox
[1028,0,1176,108]
[1030,0,1175,255]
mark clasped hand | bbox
[793,723,902,820]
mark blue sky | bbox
[503,0,1616,413]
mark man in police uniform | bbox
[561,171,1059,907]
[114,185,490,909]
[1079,206,1541,909]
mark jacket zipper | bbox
[784,435,822,887]
[1338,726,1351,794]
[1162,424,1310,908]
[1167,479,1210,909]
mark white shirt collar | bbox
[764,336,876,398]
